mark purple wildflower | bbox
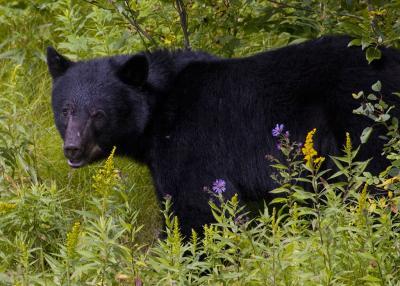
[284,131,290,138]
[276,143,282,150]
[272,124,284,137]
[297,142,303,152]
[212,179,226,195]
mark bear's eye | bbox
[92,110,107,131]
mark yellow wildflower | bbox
[344,132,352,158]
[302,128,325,169]
[66,221,81,259]
[231,193,239,207]
[358,184,368,214]
[191,229,198,253]
[0,202,16,213]
[378,197,386,209]
[314,156,326,170]
[302,128,317,165]
[368,198,377,213]
[92,146,120,195]
[203,224,214,250]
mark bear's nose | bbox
[64,144,83,160]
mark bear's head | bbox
[46,47,151,168]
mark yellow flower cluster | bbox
[345,132,352,154]
[302,128,325,169]
[203,224,215,251]
[0,202,16,213]
[66,221,81,258]
[92,146,120,196]
[231,193,239,207]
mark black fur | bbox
[47,36,400,237]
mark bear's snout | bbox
[64,143,83,161]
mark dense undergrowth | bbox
[1,0,400,285]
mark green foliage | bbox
[1,0,400,284]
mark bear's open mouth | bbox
[66,144,104,168]
[67,159,86,168]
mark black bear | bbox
[47,36,400,237]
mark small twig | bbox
[175,0,191,50]
[120,0,158,47]
[82,0,157,49]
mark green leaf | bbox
[393,92,400,98]
[371,80,381,92]
[347,38,361,47]
[359,274,381,283]
[360,127,373,144]
[270,187,290,194]
[377,113,390,122]
[270,197,288,204]
[271,164,288,170]
[367,93,377,100]
[352,91,363,99]
[361,39,372,50]
[378,99,388,109]
[366,47,381,64]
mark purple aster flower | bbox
[212,179,226,195]
[284,131,290,138]
[297,142,303,152]
[272,124,284,137]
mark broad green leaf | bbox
[360,127,373,143]
[366,47,382,64]
[371,80,381,92]
[347,38,361,47]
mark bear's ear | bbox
[46,47,73,79]
[117,54,149,86]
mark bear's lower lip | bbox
[68,159,86,168]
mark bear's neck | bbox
[117,49,215,163]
